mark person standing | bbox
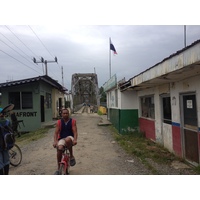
[10,111,21,137]
[0,108,11,175]
[53,108,78,171]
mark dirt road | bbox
[9,113,196,175]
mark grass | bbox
[15,127,51,146]
[97,110,103,115]
[109,126,199,174]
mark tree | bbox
[99,87,106,102]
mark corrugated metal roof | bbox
[119,39,200,91]
[0,75,67,92]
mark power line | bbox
[0,31,33,60]
[0,49,43,75]
[5,25,39,59]
[28,26,62,82]
[0,37,41,70]
[28,25,55,58]
[2,25,64,86]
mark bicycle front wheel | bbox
[9,144,22,167]
[58,164,65,175]
[58,163,70,175]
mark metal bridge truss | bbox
[71,73,99,110]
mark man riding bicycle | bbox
[53,108,78,171]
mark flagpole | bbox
[109,37,111,78]
[184,25,186,47]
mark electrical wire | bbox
[2,25,64,86]
[27,26,62,82]
[5,25,40,59]
[0,32,33,60]
[28,25,55,59]
[0,49,43,75]
[0,37,41,70]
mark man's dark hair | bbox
[61,108,69,114]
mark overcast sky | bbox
[1,25,200,90]
[0,1,200,92]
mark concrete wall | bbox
[107,88,139,134]
[120,90,138,109]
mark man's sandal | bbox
[70,157,76,166]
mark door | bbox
[40,95,45,122]
[181,93,199,164]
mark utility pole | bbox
[184,25,186,47]
[33,57,58,75]
[61,66,64,86]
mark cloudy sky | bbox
[0,1,200,92]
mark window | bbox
[162,96,172,125]
[109,89,118,108]
[46,93,51,109]
[22,92,33,109]
[9,92,20,109]
[141,96,155,119]
[9,92,33,109]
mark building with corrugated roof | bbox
[104,39,200,166]
[0,75,67,132]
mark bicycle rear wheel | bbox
[9,144,22,167]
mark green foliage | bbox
[109,125,197,174]
[194,165,200,174]
[99,86,106,102]
[97,110,103,115]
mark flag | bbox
[110,39,117,54]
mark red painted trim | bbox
[139,118,156,141]
[172,126,182,157]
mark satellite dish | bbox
[1,104,15,114]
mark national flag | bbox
[110,39,117,54]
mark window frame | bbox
[46,92,52,109]
[161,94,172,125]
[9,91,33,110]
[140,95,155,119]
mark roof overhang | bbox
[0,75,67,93]
[120,40,200,92]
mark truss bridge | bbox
[71,73,99,112]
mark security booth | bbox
[0,75,66,132]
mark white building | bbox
[105,39,200,166]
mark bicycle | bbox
[55,146,71,175]
[9,144,22,167]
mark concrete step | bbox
[98,115,112,126]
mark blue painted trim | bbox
[172,122,180,127]
[172,122,200,132]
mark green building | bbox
[0,75,66,132]
[103,75,139,134]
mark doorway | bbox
[181,93,199,164]
[40,95,45,122]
